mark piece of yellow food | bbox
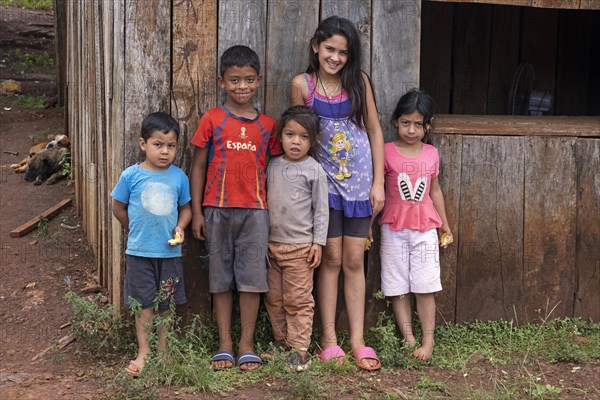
[365,238,372,251]
[168,231,182,245]
[440,233,451,247]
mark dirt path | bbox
[0,106,108,399]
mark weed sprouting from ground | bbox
[65,292,135,357]
[36,215,49,236]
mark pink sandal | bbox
[318,345,346,362]
[353,346,381,371]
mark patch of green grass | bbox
[0,0,53,10]
[64,291,600,398]
[432,317,600,369]
[415,374,447,392]
[0,94,46,109]
[2,49,54,73]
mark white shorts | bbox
[380,224,442,296]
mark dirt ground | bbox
[1,5,599,400]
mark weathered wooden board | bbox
[580,0,600,9]
[523,137,577,320]
[101,0,114,290]
[123,0,171,165]
[426,0,589,8]
[520,7,558,113]
[54,0,67,108]
[172,0,217,323]
[425,0,532,6]
[218,0,267,110]
[321,0,371,76]
[172,0,216,173]
[554,11,591,116]
[574,139,600,322]
[93,0,106,287]
[435,115,600,137]
[325,0,374,329]
[456,136,524,322]
[10,199,73,238]
[86,0,100,275]
[264,0,318,119]
[531,0,579,8]
[372,0,421,141]
[589,15,600,115]
[430,134,462,324]
[420,1,454,113]
[110,0,125,308]
[487,5,520,115]
[452,3,492,114]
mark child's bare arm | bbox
[290,74,308,106]
[111,198,128,227]
[190,147,208,240]
[362,72,385,215]
[430,177,453,245]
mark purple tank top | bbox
[305,73,373,218]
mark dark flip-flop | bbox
[210,350,235,370]
[237,351,262,371]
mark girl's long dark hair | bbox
[306,16,370,129]
[391,88,436,144]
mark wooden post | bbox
[218,0,267,110]
[264,0,319,121]
[172,0,218,322]
[53,0,67,109]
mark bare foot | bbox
[356,357,380,370]
[125,357,145,377]
[412,341,434,361]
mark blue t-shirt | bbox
[111,164,191,258]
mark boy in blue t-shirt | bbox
[111,112,192,377]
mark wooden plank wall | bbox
[66,1,598,325]
[428,0,600,9]
[420,1,600,116]
[431,116,600,323]
[171,0,217,322]
[67,0,420,323]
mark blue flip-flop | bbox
[237,351,262,371]
[211,350,235,370]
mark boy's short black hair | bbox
[219,45,260,77]
[141,112,180,140]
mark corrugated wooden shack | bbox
[62,0,599,326]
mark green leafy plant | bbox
[65,292,135,357]
[0,0,53,10]
[36,215,49,236]
[415,374,447,392]
[0,94,46,109]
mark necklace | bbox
[318,75,340,99]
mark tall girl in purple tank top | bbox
[290,15,385,371]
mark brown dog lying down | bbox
[10,134,70,173]
[24,147,70,185]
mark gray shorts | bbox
[205,207,269,293]
[124,255,186,310]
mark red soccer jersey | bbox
[191,106,281,209]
